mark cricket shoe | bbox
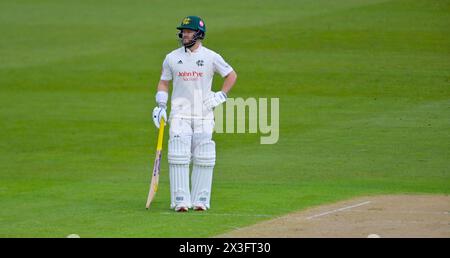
[175,205,189,212]
[193,204,207,211]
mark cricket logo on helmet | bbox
[177,16,206,49]
[182,17,191,25]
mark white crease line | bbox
[306,201,372,220]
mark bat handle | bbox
[156,119,165,151]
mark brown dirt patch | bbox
[217,195,450,238]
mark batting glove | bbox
[204,91,227,111]
[152,106,167,128]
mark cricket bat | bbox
[146,119,165,209]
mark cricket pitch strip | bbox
[216,195,450,238]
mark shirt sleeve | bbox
[160,55,172,81]
[213,53,233,78]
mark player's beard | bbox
[181,36,195,48]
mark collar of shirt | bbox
[185,43,203,55]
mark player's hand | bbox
[204,91,227,111]
[152,106,167,128]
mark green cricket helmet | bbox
[177,16,206,46]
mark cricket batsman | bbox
[152,16,237,212]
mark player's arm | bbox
[203,68,237,111]
[157,79,170,94]
[156,79,170,108]
[152,80,170,128]
[221,70,237,95]
[152,54,173,128]
[204,53,237,111]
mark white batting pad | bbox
[191,140,216,209]
[168,137,192,209]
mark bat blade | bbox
[146,150,162,209]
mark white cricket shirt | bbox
[160,44,233,120]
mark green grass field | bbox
[1,0,449,237]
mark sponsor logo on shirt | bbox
[177,71,203,81]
